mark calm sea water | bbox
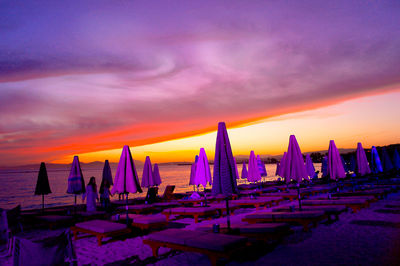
[0,163,321,210]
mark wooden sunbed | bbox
[196,222,291,242]
[272,205,348,221]
[116,204,156,214]
[131,214,168,231]
[232,198,275,210]
[162,207,218,223]
[332,189,387,199]
[301,199,370,213]
[242,211,325,231]
[261,192,307,201]
[71,220,130,246]
[143,229,248,266]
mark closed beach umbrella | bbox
[211,122,238,195]
[356,142,371,176]
[247,151,261,183]
[189,155,198,186]
[100,160,113,194]
[194,148,212,188]
[241,161,248,180]
[393,149,400,170]
[305,154,316,179]
[111,145,142,225]
[321,156,328,178]
[370,146,383,174]
[234,157,240,179]
[67,156,85,206]
[153,164,162,186]
[381,147,394,172]
[257,155,267,177]
[327,140,346,180]
[275,161,280,177]
[141,156,154,188]
[278,152,287,177]
[281,135,308,183]
[35,162,52,211]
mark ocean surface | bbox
[0,163,321,210]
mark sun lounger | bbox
[272,205,347,221]
[131,214,168,231]
[232,198,274,210]
[242,211,325,231]
[116,204,155,214]
[159,185,176,201]
[261,192,308,201]
[301,199,369,213]
[71,220,130,246]
[206,202,240,215]
[196,222,291,242]
[162,207,218,223]
[324,195,377,203]
[332,189,387,199]
[143,228,248,266]
[36,215,75,229]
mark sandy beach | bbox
[2,185,400,266]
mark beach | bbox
[2,180,400,266]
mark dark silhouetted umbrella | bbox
[141,156,154,188]
[152,163,162,186]
[393,149,400,170]
[35,162,52,211]
[305,154,316,179]
[211,122,238,196]
[99,160,113,195]
[381,147,394,172]
[234,157,240,180]
[111,145,142,225]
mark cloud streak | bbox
[1,1,400,165]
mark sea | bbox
[0,163,321,210]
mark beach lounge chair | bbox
[162,207,218,223]
[272,205,348,221]
[196,222,291,242]
[71,220,130,246]
[242,211,325,231]
[159,185,176,201]
[130,214,168,231]
[232,198,275,210]
[116,204,156,214]
[0,205,23,257]
[332,189,387,199]
[36,215,75,230]
[143,228,248,266]
[301,199,370,213]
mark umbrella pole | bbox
[225,197,231,232]
[74,195,77,215]
[203,186,208,207]
[297,183,302,211]
[42,194,44,213]
[125,193,129,227]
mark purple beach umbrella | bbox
[257,155,267,177]
[111,145,142,225]
[35,162,52,211]
[321,156,328,178]
[381,147,394,172]
[195,148,212,188]
[211,122,238,196]
[278,152,287,177]
[153,164,162,186]
[281,135,308,183]
[356,142,371,176]
[234,157,240,180]
[275,161,280,177]
[327,140,346,180]
[189,155,198,188]
[67,156,85,207]
[370,146,383,174]
[247,151,261,183]
[305,154,316,179]
[141,156,155,188]
[241,161,248,180]
[393,149,400,170]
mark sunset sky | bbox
[1,1,400,166]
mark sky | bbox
[0,1,400,166]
